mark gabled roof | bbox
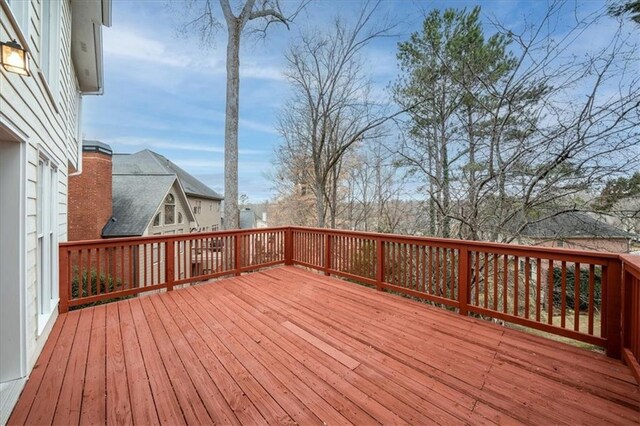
[519,211,635,239]
[102,175,177,237]
[112,150,223,201]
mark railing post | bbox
[59,246,69,314]
[166,240,175,291]
[605,259,623,359]
[458,246,470,316]
[376,238,384,291]
[235,234,242,276]
[284,228,293,265]
[324,234,331,276]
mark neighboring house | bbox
[0,0,110,421]
[112,148,223,233]
[240,207,268,229]
[69,141,223,240]
[516,211,636,253]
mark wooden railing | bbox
[621,255,640,381]
[59,226,638,361]
[288,227,626,359]
[59,227,288,312]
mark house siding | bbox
[190,195,222,232]
[1,0,81,370]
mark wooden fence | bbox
[60,226,638,366]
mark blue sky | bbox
[82,0,622,202]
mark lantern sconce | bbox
[0,39,30,76]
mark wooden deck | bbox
[8,266,640,425]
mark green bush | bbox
[553,266,601,311]
[70,268,130,310]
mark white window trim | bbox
[40,0,61,103]
[36,151,59,336]
[6,0,30,41]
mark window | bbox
[37,154,58,332]
[178,212,183,224]
[164,194,175,225]
[40,0,61,89]
[192,199,202,214]
[8,0,30,39]
[212,224,219,231]
[153,213,161,227]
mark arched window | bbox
[164,194,175,225]
[178,212,183,224]
[153,213,161,227]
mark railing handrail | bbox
[621,254,640,278]
[60,226,291,248]
[288,226,621,262]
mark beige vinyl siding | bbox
[1,0,81,369]
[190,196,222,232]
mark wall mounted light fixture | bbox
[0,39,30,76]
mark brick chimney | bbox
[68,140,113,241]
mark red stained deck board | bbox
[8,266,640,425]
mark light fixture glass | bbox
[1,40,30,76]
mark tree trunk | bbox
[315,179,325,228]
[223,24,241,229]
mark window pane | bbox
[165,205,175,225]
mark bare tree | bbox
[276,2,400,228]
[180,0,306,229]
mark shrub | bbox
[553,266,601,312]
[70,268,130,310]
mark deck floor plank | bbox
[8,266,640,425]
[25,310,81,425]
[105,303,133,425]
[118,301,160,426]
[166,290,297,425]
[80,304,107,425]
[6,314,67,425]
[214,283,459,425]
[52,308,93,425]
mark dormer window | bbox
[164,194,175,225]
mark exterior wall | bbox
[67,151,112,241]
[190,196,222,232]
[531,238,630,254]
[1,0,81,372]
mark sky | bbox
[82,0,627,202]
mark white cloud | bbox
[105,136,266,155]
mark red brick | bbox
[68,152,112,241]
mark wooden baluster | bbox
[536,258,542,322]
[524,257,530,319]
[166,240,174,291]
[324,234,331,276]
[548,259,554,325]
[59,247,70,313]
[588,264,595,335]
[376,238,384,292]
[458,247,470,316]
[503,255,509,314]
[561,261,567,328]
[493,254,499,311]
[604,260,622,359]
[484,252,489,309]
[514,256,519,316]
[574,263,581,332]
